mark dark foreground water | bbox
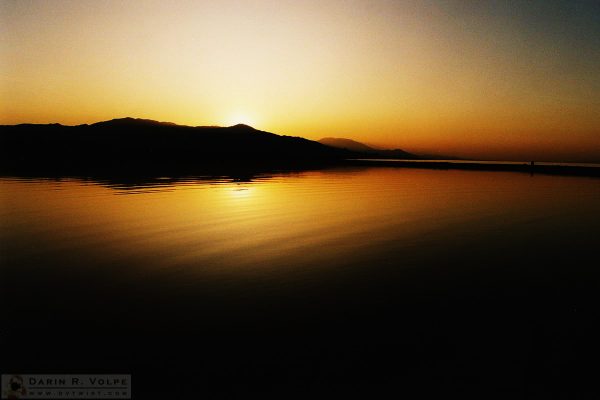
[1,167,599,398]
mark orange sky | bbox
[1,1,599,162]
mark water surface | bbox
[2,167,599,396]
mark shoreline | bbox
[2,157,600,182]
[345,159,600,178]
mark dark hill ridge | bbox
[319,137,376,153]
[3,118,599,178]
[90,117,179,127]
[0,118,354,171]
[319,137,419,159]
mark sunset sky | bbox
[2,0,599,162]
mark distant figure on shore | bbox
[530,161,535,166]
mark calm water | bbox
[2,166,600,397]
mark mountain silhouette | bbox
[319,137,377,153]
[0,118,356,172]
[319,137,419,159]
[2,118,599,178]
[90,117,179,128]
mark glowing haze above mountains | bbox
[2,0,599,162]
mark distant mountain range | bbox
[4,118,599,179]
[0,118,427,172]
[318,137,419,159]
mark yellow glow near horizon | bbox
[1,1,599,162]
[224,112,257,128]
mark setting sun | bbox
[224,112,257,127]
